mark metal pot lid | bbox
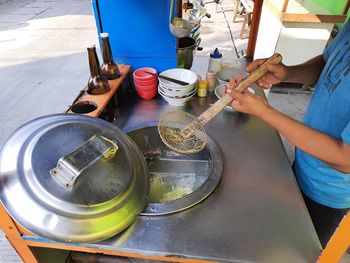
[0,114,149,243]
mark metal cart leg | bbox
[0,204,38,263]
[317,212,350,263]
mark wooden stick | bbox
[317,212,350,263]
[343,0,350,15]
[281,13,347,23]
[180,53,282,138]
[281,0,289,12]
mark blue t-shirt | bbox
[295,19,350,209]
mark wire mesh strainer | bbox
[158,53,283,154]
[158,111,207,154]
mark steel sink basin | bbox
[127,125,223,215]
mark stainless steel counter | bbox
[24,85,321,262]
[105,87,320,262]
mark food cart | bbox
[0,64,327,262]
[1,1,350,262]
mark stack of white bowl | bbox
[158,68,198,106]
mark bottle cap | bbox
[198,80,208,89]
[206,71,216,77]
[210,48,222,58]
[100,32,109,38]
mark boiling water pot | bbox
[177,37,201,69]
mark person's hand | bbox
[226,76,270,117]
[246,58,289,89]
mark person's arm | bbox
[228,86,350,174]
[262,107,350,173]
[246,55,326,89]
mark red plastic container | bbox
[135,87,157,100]
[134,81,158,91]
[134,77,158,86]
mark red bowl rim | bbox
[133,67,157,80]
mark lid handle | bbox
[50,135,118,189]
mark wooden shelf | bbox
[68,64,131,118]
[281,13,347,23]
[280,0,349,23]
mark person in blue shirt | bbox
[227,19,350,248]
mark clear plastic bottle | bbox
[206,71,216,92]
[208,48,222,73]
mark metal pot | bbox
[177,37,201,69]
[0,114,149,243]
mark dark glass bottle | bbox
[100,33,120,80]
[87,45,110,95]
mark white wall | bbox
[255,0,333,65]
[254,0,334,96]
[254,5,282,60]
[275,22,333,66]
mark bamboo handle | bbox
[180,53,282,138]
[235,53,282,92]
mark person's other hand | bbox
[226,76,270,117]
[246,58,289,89]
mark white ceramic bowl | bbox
[158,86,196,106]
[159,68,198,90]
[214,83,255,112]
[215,68,247,85]
[159,82,196,97]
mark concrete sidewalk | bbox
[0,0,97,262]
[0,0,97,146]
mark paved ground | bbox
[0,1,97,261]
[0,0,349,262]
[0,0,97,146]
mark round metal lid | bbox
[0,114,149,243]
